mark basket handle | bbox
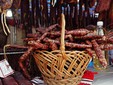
[3,44,10,60]
[60,13,66,59]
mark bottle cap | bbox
[97,21,103,26]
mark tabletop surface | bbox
[88,65,113,85]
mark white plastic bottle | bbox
[96,21,104,36]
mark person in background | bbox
[108,50,113,65]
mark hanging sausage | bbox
[0,0,13,48]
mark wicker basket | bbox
[33,14,92,85]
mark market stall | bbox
[0,0,113,85]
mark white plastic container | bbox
[96,21,104,36]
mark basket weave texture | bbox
[33,14,92,85]
[33,50,91,85]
